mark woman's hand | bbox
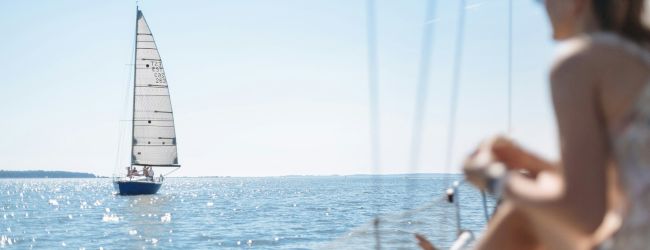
[463,135,519,191]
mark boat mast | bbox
[130,6,140,167]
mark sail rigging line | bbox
[113,7,141,179]
[448,0,516,227]
[114,29,138,178]
[443,0,467,182]
[406,0,437,206]
[442,0,498,233]
[402,0,439,240]
[365,0,382,249]
[478,0,515,224]
[408,0,437,173]
[507,0,513,134]
[480,190,490,222]
[366,0,380,177]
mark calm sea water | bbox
[0,175,495,249]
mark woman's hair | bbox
[593,0,650,43]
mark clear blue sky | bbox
[0,0,558,177]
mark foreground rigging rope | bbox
[365,0,381,249]
[443,0,467,187]
[408,0,437,176]
[447,0,515,229]
[442,0,468,235]
[405,0,438,221]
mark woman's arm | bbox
[464,137,557,190]
[491,137,558,176]
[504,47,609,235]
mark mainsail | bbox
[131,10,179,167]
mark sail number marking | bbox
[152,61,166,84]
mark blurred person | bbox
[461,0,650,249]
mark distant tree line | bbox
[0,170,96,178]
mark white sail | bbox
[131,10,179,167]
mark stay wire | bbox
[480,0,515,225]
[442,0,475,235]
[365,0,382,249]
[406,0,437,204]
[114,24,138,179]
[443,0,467,184]
[507,0,513,134]
[479,0,515,224]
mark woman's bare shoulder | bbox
[550,41,599,92]
[551,36,634,90]
[555,35,642,72]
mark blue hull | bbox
[113,180,162,195]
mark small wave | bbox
[48,199,59,206]
[0,235,12,247]
[160,213,171,223]
[102,214,119,222]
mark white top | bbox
[585,32,650,249]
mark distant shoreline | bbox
[0,170,99,178]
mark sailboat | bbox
[113,8,180,195]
